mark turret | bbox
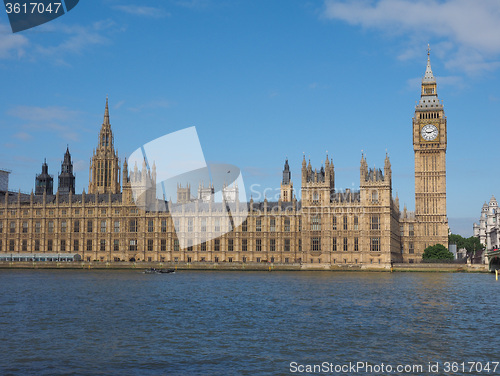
[35,159,54,195]
[122,158,129,185]
[301,154,307,184]
[58,146,75,194]
[360,153,368,181]
[384,153,392,189]
[281,158,293,202]
[282,158,291,185]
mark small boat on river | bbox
[143,268,175,274]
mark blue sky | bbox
[1,0,500,237]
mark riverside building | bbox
[0,51,448,266]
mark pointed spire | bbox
[41,159,49,174]
[63,145,71,164]
[282,158,291,185]
[103,96,110,126]
[423,44,435,83]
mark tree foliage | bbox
[449,234,467,250]
[448,234,484,255]
[422,244,454,260]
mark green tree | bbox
[464,236,483,252]
[448,233,484,260]
[449,233,467,250]
[422,244,454,260]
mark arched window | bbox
[313,192,319,203]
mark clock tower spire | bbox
[413,45,448,258]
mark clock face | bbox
[421,124,438,141]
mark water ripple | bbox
[0,270,498,375]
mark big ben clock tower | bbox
[413,46,448,256]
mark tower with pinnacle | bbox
[35,159,53,195]
[88,97,121,194]
[280,158,293,202]
[58,146,75,194]
[413,46,448,255]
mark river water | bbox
[0,270,498,375]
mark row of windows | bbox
[332,258,382,265]
[399,224,415,237]
[0,208,132,217]
[0,238,299,253]
[182,256,296,264]
[309,191,379,203]
[0,239,118,252]
[0,218,301,234]
[316,215,379,231]
[0,215,383,234]
[0,237,383,253]
[0,219,161,234]
[330,237,380,252]
[419,111,439,119]
[252,218,298,232]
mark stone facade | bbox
[0,51,449,265]
[400,46,449,262]
[88,97,121,195]
[473,196,500,251]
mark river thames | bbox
[0,270,498,375]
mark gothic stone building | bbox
[473,196,500,251]
[0,51,448,265]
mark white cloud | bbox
[323,0,500,74]
[13,132,32,141]
[8,106,79,122]
[7,105,82,141]
[34,21,113,61]
[0,23,29,59]
[308,82,330,90]
[0,20,121,65]
[113,5,170,18]
[113,100,125,109]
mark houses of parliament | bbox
[0,51,448,266]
